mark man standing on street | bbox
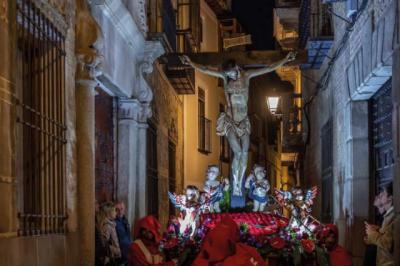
[115,201,132,265]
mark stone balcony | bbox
[273,8,300,50]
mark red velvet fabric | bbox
[128,242,175,266]
[193,217,266,266]
[322,224,352,266]
[199,217,239,263]
[222,243,266,266]
[329,245,352,266]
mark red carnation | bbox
[301,239,315,253]
[270,237,286,249]
[164,238,178,249]
[276,218,288,228]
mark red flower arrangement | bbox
[301,239,315,253]
[163,238,179,249]
[270,237,286,249]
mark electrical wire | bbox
[302,0,370,145]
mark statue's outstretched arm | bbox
[181,55,226,80]
[246,51,296,79]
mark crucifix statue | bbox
[182,51,296,208]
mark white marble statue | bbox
[182,52,296,201]
[245,165,270,212]
[203,165,224,213]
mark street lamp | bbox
[266,96,280,115]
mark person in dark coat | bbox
[115,201,132,265]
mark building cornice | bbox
[91,0,147,52]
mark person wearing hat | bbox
[321,224,352,266]
[193,217,266,266]
[128,215,177,266]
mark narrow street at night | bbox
[0,0,399,265]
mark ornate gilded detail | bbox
[0,0,8,24]
[75,0,103,81]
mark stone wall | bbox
[301,1,399,264]
[0,0,80,265]
[148,63,184,227]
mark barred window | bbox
[16,0,67,235]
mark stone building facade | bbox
[0,0,81,264]
[146,63,184,227]
[300,0,400,264]
[0,0,166,264]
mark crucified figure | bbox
[182,52,296,198]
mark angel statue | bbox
[203,165,230,213]
[182,52,296,208]
[274,186,318,233]
[168,185,203,238]
[245,165,270,212]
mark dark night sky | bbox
[232,0,275,50]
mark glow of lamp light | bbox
[266,96,280,114]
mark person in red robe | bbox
[321,224,352,266]
[193,217,266,266]
[128,215,176,266]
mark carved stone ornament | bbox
[133,0,148,36]
[118,98,141,121]
[136,41,165,119]
[75,0,104,81]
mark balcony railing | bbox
[299,0,334,69]
[281,96,303,152]
[152,0,197,94]
[147,0,177,51]
[177,0,201,51]
[198,116,212,153]
[219,18,246,51]
[204,0,231,17]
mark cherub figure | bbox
[245,165,270,212]
[168,185,202,237]
[203,165,224,213]
[274,186,318,233]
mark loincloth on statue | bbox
[216,112,251,138]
